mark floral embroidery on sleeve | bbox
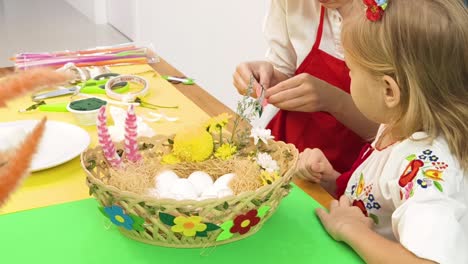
[347,173,381,224]
[399,149,448,200]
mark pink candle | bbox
[97,106,121,167]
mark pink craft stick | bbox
[96,106,121,167]
[124,105,142,163]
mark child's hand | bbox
[316,195,374,242]
[296,148,336,183]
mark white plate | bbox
[0,120,90,172]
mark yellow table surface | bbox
[0,64,210,214]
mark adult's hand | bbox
[265,73,345,113]
[233,61,287,97]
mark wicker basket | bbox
[81,135,298,248]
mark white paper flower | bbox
[256,152,279,173]
[250,127,274,145]
[107,106,156,142]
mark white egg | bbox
[217,188,234,198]
[213,173,235,189]
[168,178,198,200]
[187,171,214,196]
[158,191,178,200]
[155,170,179,193]
[146,188,178,200]
[199,186,219,200]
[146,188,159,198]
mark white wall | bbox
[67,0,269,111]
[110,0,269,111]
[66,0,107,24]
[106,0,137,40]
[0,0,129,67]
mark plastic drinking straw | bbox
[12,43,155,69]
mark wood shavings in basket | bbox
[106,156,264,195]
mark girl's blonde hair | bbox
[343,0,468,170]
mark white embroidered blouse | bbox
[345,130,468,263]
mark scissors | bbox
[31,73,129,102]
[247,75,267,117]
[161,75,195,85]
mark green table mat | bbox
[0,185,362,264]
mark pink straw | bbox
[97,106,122,167]
[124,105,142,163]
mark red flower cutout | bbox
[364,0,384,21]
[352,200,368,217]
[230,209,261,235]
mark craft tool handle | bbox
[38,102,69,112]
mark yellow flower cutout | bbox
[171,216,207,237]
[161,153,181,165]
[260,171,280,186]
[214,143,237,160]
[173,127,214,162]
[206,113,232,133]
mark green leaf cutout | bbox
[130,214,145,231]
[405,154,416,161]
[220,220,234,231]
[433,181,444,192]
[196,231,208,237]
[159,212,176,226]
[216,230,233,241]
[216,220,235,241]
[223,201,229,210]
[205,223,221,231]
[369,214,379,225]
[257,206,271,218]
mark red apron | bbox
[266,7,366,175]
[335,144,374,198]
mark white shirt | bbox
[345,130,468,264]
[264,0,345,77]
[254,0,345,128]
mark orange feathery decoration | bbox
[0,68,71,206]
[0,118,46,206]
[0,68,70,107]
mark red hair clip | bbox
[364,0,388,21]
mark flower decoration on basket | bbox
[82,76,298,248]
[364,0,388,21]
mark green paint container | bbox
[67,98,108,126]
[69,98,107,111]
